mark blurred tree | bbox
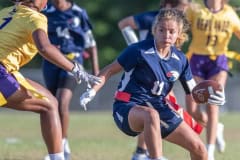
[0,0,240,70]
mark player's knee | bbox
[144,108,160,125]
[43,96,58,113]
[189,140,208,158]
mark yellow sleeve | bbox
[28,13,48,35]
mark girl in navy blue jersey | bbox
[42,0,99,159]
[80,9,225,160]
[118,1,191,159]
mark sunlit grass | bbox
[0,110,239,160]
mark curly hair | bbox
[152,8,190,49]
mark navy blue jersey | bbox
[117,39,193,106]
[43,2,93,55]
[133,10,158,40]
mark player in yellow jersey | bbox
[185,1,240,160]
[0,0,101,160]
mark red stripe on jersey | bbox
[114,91,131,102]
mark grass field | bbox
[0,110,239,160]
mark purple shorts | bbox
[190,54,229,79]
[0,64,20,99]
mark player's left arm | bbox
[84,30,99,75]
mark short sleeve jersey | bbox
[117,39,193,105]
[0,5,47,72]
[43,3,93,54]
[133,10,158,40]
[186,4,240,56]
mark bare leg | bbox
[55,77,76,160]
[128,106,162,159]
[56,77,76,139]
[57,88,72,139]
[165,121,207,160]
[6,79,62,154]
[136,133,147,151]
[206,71,227,157]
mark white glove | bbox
[71,62,101,85]
[79,89,96,110]
[208,87,226,106]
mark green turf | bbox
[0,110,239,160]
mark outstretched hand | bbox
[71,62,101,85]
[79,89,96,110]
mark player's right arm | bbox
[33,29,74,72]
[79,60,122,110]
[33,29,101,85]
[118,16,139,45]
[93,60,122,92]
[80,45,139,109]
[118,16,138,30]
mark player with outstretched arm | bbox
[79,9,225,160]
[0,0,100,160]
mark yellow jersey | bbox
[0,5,47,72]
[186,4,240,56]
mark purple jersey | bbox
[116,39,193,106]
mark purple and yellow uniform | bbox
[186,2,240,79]
[0,5,48,106]
[113,39,195,138]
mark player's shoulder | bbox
[136,39,154,50]
[16,5,47,24]
[187,2,204,13]
[135,10,158,17]
[0,6,13,15]
[123,39,154,56]
[223,4,237,14]
[28,10,47,23]
[171,46,187,61]
[223,4,235,11]
[72,3,86,13]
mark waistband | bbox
[114,91,131,102]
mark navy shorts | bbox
[42,60,77,94]
[190,54,228,79]
[0,64,19,99]
[113,100,182,138]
